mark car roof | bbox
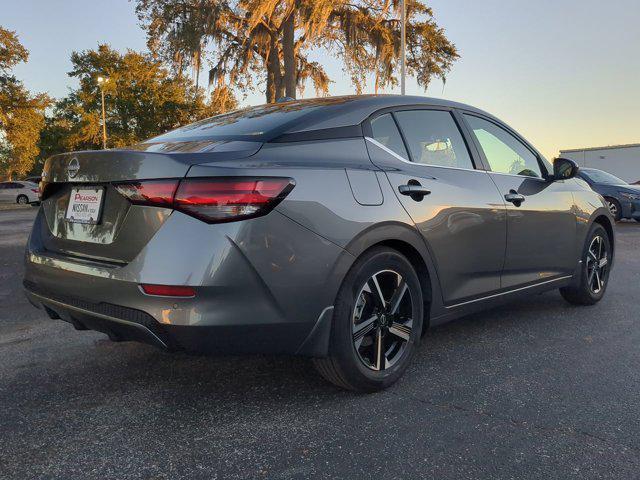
[274,94,494,133]
[142,94,501,147]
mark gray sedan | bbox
[23,95,614,391]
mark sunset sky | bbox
[4,0,639,159]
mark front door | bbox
[366,109,507,305]
[462,114,576,288]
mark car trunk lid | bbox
[38,141,261,264]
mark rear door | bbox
[365,108,507,305]
[462,113,576,288]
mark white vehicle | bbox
[0,181,40,205]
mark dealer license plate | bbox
[65,187,105,224]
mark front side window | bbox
[370,113,409,159]
[465,115,542,178]
[394,110,474,170]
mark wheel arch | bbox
[343,222,443,332]
[592,212,615,257]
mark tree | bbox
[39,44,237,154]
[135,0,459,103]
[0,27,49,180]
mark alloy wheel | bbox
[607,201,618,217]
[352,270,414,371]
[586,235,608,294]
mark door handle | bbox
[399,183,431,201]
[504,190,525,206]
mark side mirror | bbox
[552,157,579,181]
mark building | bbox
[559,144,640,184]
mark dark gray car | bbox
[577,168,640,221]
[24,95,615,391]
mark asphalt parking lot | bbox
[1,207,640,480]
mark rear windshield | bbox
[146,103,321,143]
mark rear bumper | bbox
[24,283,171,350]
[23,208,349,356]
[24,281,333,356]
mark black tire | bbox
[605,197,622,221]
[560,224,611,305]
[313,247,424,392]
[16,195,29,205]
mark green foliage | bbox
[36,44,237,162]
[0,27,49,180]
[135,0,459,102]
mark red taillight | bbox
[115,177,294,224]
[31,189,39,194]
[174,178,294,223]
[114,180,178,207]
[140,284,196,297]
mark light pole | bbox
[400,0,406,95]
[97,76,108,149]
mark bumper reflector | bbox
[140,284,196,298]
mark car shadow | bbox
[4,289,584,407]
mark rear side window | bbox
[465,115,542,178]
[394,110,474,170]
[370,113,409,159]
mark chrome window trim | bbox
[487,170,548,182]
[365,137,487,174]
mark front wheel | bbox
[313,247,424,392]
[605,198,622,221]
[560,224,611,305]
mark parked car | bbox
[23,175,43,185]
[577,168,640,221]
[23,95,615,392]
[0,181,40,205]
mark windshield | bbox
[581,169,627,185]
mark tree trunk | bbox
[194,49,200,90]
[266,38,283,103]
[282,9,296,99]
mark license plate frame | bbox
[65,186,106,225]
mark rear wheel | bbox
[16,195,29,205]
[560,224,611,305]
[605,198,622,221]
[313,247,424,392]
